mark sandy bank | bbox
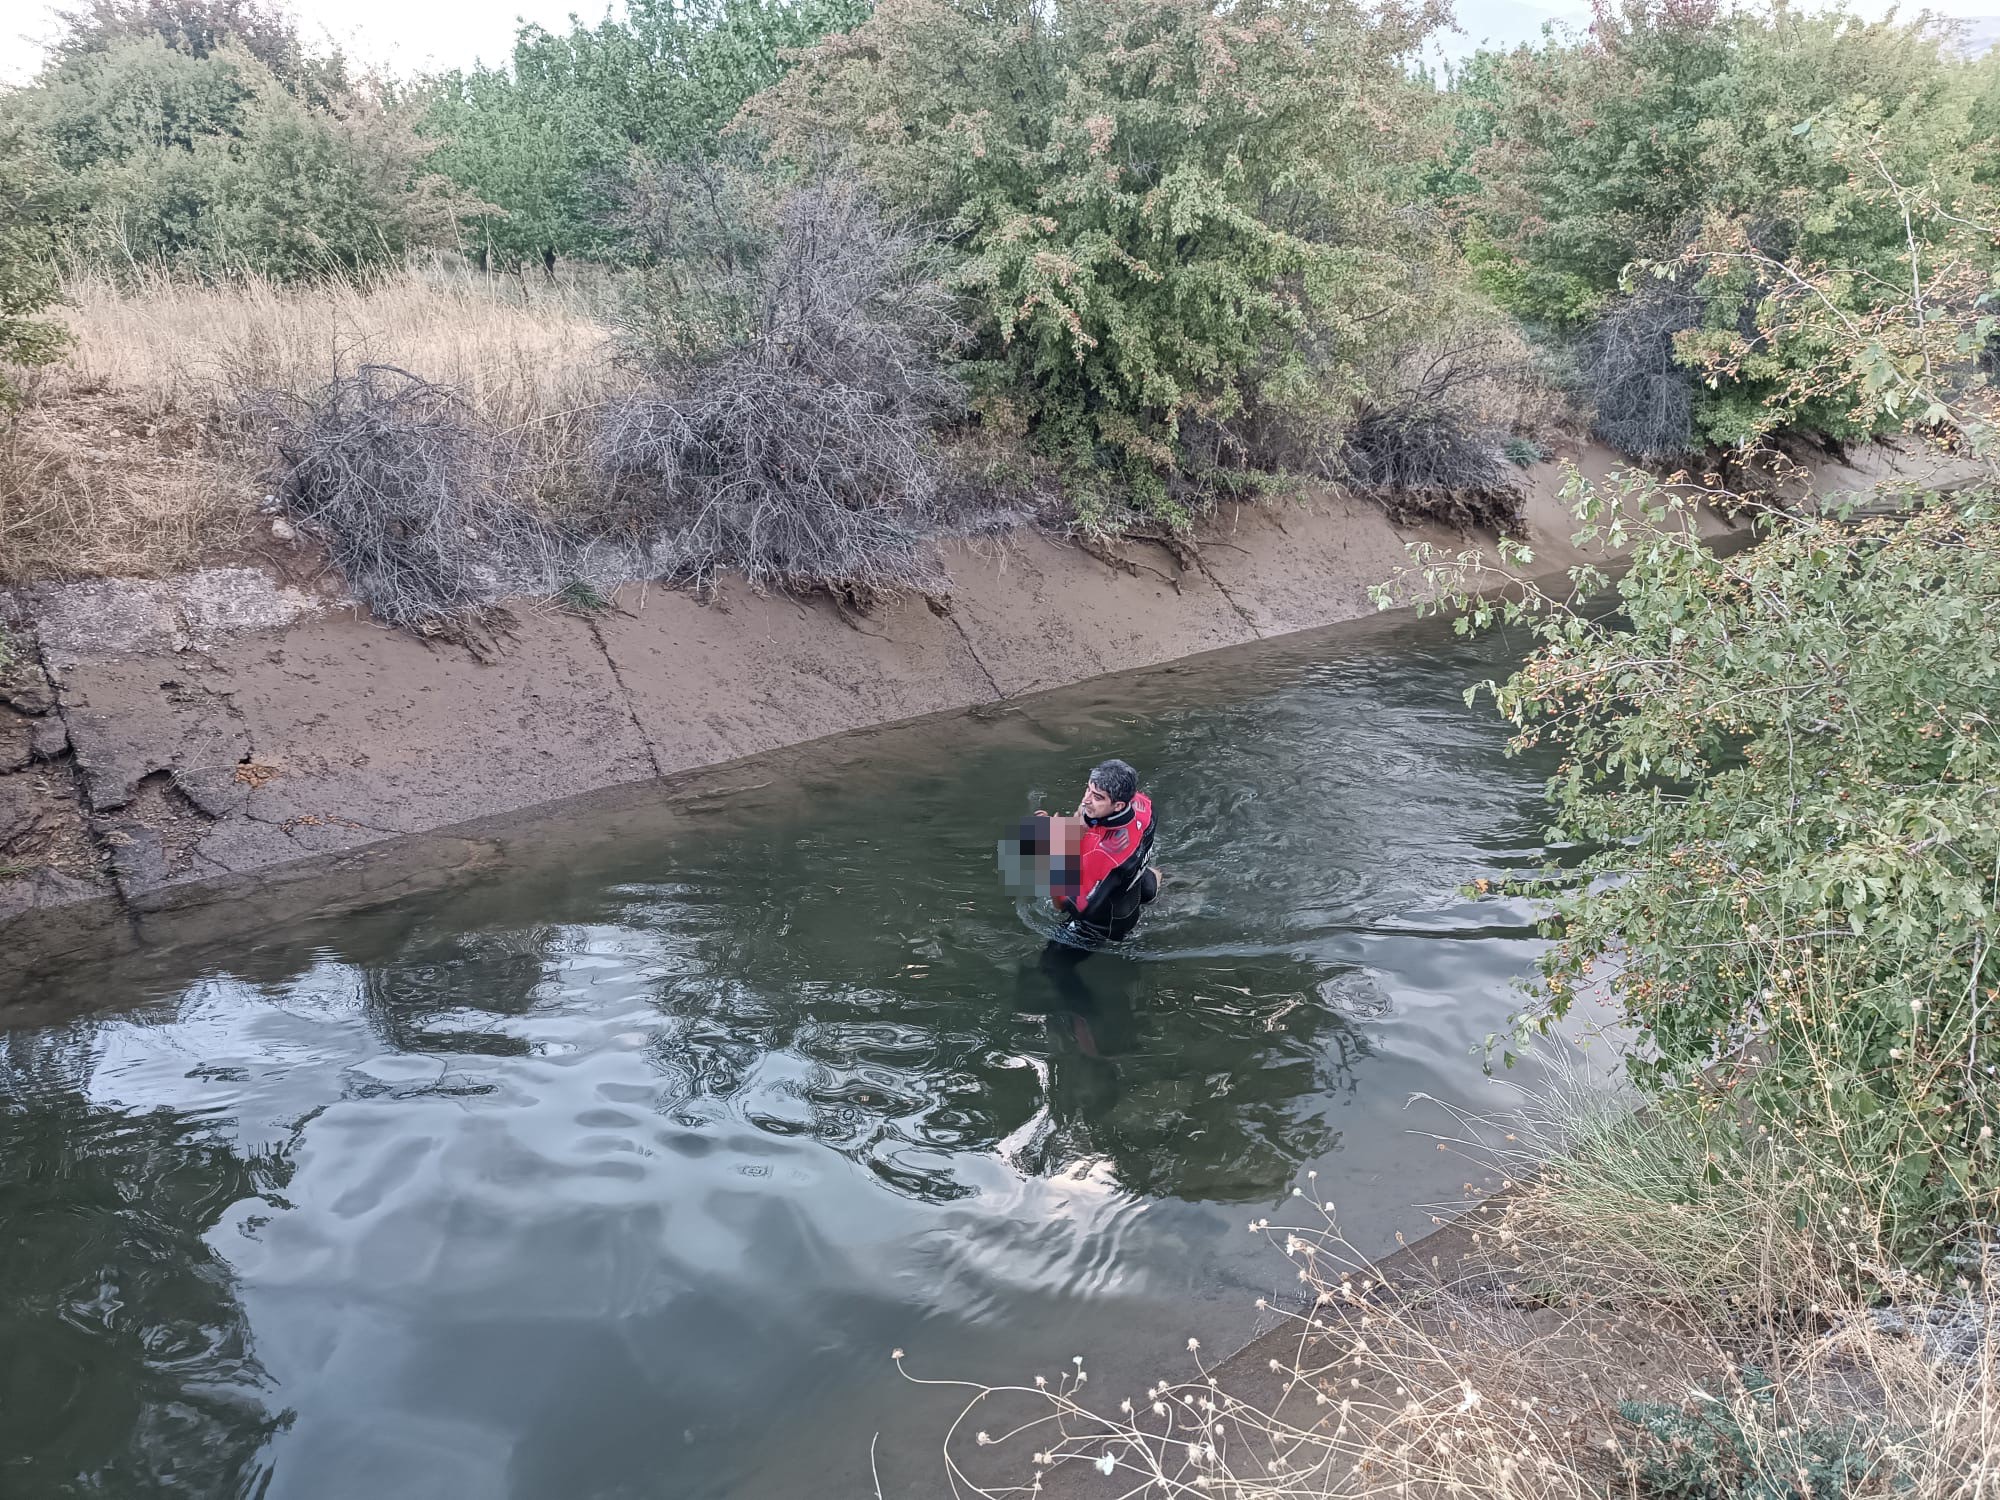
[0,443,1959,984]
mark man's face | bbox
[1080,780,1123,820]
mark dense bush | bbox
[1463,0,1994,454]
[1335,401,1522,533]
[3,3,469,280]
[420,0,866,273]
[743,0,1469,526]
[1398,483,2000,1257]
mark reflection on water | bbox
[0,610,1577,1499]
[0,1031,292,1498]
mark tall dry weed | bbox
[50,264,616,425]
[0,389,248,582]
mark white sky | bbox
[0,0,1991,87]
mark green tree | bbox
[50,0,348,103]
[745,0,1465,525]
[419,61,627,271]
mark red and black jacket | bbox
[1054,792,1155,939]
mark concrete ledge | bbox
[1,441,1968,983]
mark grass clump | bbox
[556,579,611,616]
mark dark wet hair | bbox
[1089,758,1138,804]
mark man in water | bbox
[1030,758,1159,1068]
[998,758,1161,1050]
[1045,758,1160,945]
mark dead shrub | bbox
[1330,334,1531,533]
[258,364,580,627]
[595,173,969,600]
[1576,279,1704,460]
[1336,403,1527,533]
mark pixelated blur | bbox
[996,813,1085,908]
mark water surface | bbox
[1,609,1583,1499]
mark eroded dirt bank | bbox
[0,446,1955,984]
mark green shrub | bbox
[1463,0,1992,453]
[0,125,72,406]
[745,0,1470,527]
[1392,480,2000,1260]
[8,12,471,282]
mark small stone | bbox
[30,716,67,759]
[0,655,56,715]
[0,707,34,772]
[270,517,298,543]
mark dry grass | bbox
[50,263,615,428]
[0,263,619,584]
[0,389,248,582]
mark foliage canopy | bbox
[1464,0,1995,453]
[745,0,1467,522]
[420,0,867,270]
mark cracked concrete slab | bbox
[60,657,251,813]
[30,568,322,669]
[591,584,996,776]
